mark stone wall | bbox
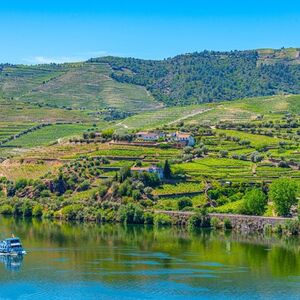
[154,210,289,232]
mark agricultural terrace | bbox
[86,144,181,160]
[173,157,300,183]
[4,124,93,148]
[0,123,36,143]
[216,129,281,148]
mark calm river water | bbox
[0,216,299,299]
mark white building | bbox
[136,131,165,141]
[173,132,195,146]
[130,165,164,180]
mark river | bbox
[0,216,299,299]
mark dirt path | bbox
[167,108,213,125]
[116,122,129,129]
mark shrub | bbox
[278,161,289,168]
[118,203,144,224]
[273,223,283,235]
[283,219,300,235]
[223,218,232,229]
[263,224,273,235]
[188,210,210,231]
[61,204,83,220]
[144,212,154,224]
[42,210,54,219]
[269,178,298,216]
[219,150,228,158]
[78,180,90,192]
[210,217,222,229]
[242,189,267,216]
[98,185,108,197]
[132,189,142,201]
[153,214,172,226]
[32,204,43,217]
[40,190,51,198]
[0,204,13,215]
[22,201,33,217]
[177,197,193,211]
[15,178,28,190]
[13,202,22,216]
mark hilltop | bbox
[92,48,300,106]
[0,48,299,113]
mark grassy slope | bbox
[184,94,300,124]
[0,63,161,113]
[113,94,300,131]
[114,104,212,131]
[0,65,65,99]
[0,100,91,123]
[4,124,93,148]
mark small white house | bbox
[136,131,165,141]
[174,132,195,146]
[130,165,164,180]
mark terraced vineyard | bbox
[174,156,300,183]
[0,63,161,113]
[0,123,35,143]
[153,182,205,196]
[4,123,93,148]
[88,144,181,160]
[0,90,299,219]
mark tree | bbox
[163,160,172,179]
[118,203,144,224]
[243,189,267,216]
[119,166,131,183]
[101,128,114,139]
[219,150,228,158]
[177,197,193,211]
[269,178,298,216]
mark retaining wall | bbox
[154,210,289,232]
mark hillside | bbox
[91,48,300,106]
[0,63,161,113]
[1,48,299,113]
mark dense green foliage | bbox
[92,49,300,105]
[242,189,268,216]
[269,178,298,216]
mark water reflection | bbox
[0,217,299,299]
[0,255,23,271]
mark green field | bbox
[0,123,35,143]
[88,145,181,160]
[174,157,300,182]
[115,105,211,131]
[4,124,92,148]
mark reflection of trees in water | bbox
[0,255,23,272]
[1,216,300,277]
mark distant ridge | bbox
[0,48,299,110]
[90,48,300,106]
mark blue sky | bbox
[1,0,300,64]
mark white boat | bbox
[0,237,26,256]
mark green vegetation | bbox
[0,52,299,232]
[0,63,160,112]
[92,49,300,106]
[5,124,92,148]
[242,189,268,216]
[269,178,298,216]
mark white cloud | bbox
[23,56,85,64]
[23,50,110,65]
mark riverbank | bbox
[154,210,290,232]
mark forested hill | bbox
[89,48,300,106]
